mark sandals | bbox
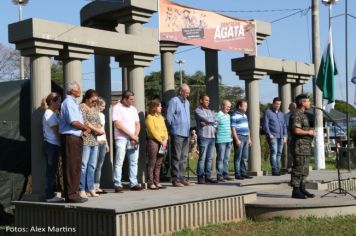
[95,189,108,194]
[148,184,158,190]
[79,191,88,198]
[156,184,167,189]
[88,190,99,197]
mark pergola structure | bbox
[8,0,315,200]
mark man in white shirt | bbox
[112,90,142,192]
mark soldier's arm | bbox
[293,128,314,136]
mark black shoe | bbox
[205,178,218,183]
[114,186,123,193]
[272,172,281,176]
[300,186,315,198]
[224,176,234,181]
[217,177,225,182]
[292,187,308,199]
[235,176,244,180]
[197,178,205,184]
[131,184,143,191]
[66,197,88,203]
[242,175,253,179]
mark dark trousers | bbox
[43,141,60,199]
[61,134,83,200]
[171,135,189,183]
[147,139,163,186]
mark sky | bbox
[0,0,355,104]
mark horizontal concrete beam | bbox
[80,0,157,26]
[8,18,159,57]
[231,56,315,79]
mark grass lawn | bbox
[173,215,356,236]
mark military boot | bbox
[292,187,308,199]
[300,184,315,198]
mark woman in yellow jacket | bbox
[145,99,169,190]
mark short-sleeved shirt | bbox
[215,111,232,143]
[80,103,101,146]
[112,102,139,140]
[97,112,106,143]
[43,109,60,146]
[289,108,313,156]
[59,95,84,137]
[231,111,249,136]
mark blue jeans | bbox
[234,135,249,177]
[113,139,139,188]
[94,143,106,188]
[196,137,215,179]
[216,142,232,178]
[269,138,284,174]
[80,145,98,191]
[43,141,60,199]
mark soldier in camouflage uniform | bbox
[289,94,315,199]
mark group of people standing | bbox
[42,82,109,203]
[194,96,253,184]
[41,80,315,203]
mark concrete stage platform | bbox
[13,171,356,236]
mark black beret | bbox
[295,94,309,101]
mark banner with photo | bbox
[159,0,256,55]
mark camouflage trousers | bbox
[291,155,310,187]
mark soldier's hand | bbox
[309,129,315,136]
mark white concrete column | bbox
[127,66,146,185]
[278,82,292,171]
[203,48,219,112]
[160,43,177,103]
[245,79,262,176]
[279,82,292,113]
[94,55,113,188]
[292,83,303,101]
[63,59,82,90]
[30,55,51,200]
[122,67,129,91]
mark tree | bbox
[335,100,356,117]
[144,70,245,114]
[0,43,21,81]
[51,61,64,87]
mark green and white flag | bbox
[316,29,338,110]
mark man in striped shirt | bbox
[231,99,252,180]
[215,100,234,181]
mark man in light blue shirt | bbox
[59,81,90,203]
[166,84,192,187]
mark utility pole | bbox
[312,0,325,169]
[12,0,29,80]
[176,59,184,85]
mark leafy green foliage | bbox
[51,61,63,88]
[144,70,244,112]
[335,100,356,116]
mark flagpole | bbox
[345,0,351,171]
